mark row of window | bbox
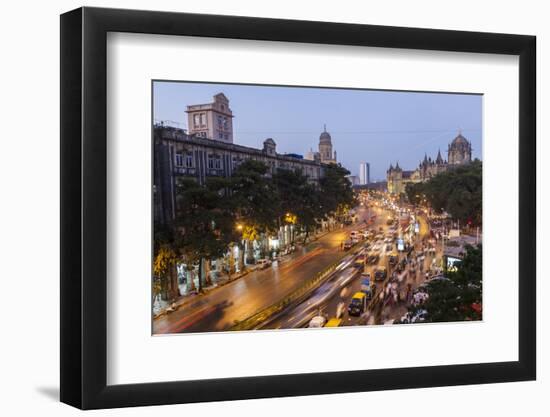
[174,151,320,177]
[174,152,225,170]
[174,152,194,168]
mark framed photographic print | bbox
[60,6,536,410]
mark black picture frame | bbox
[60,6,536,410]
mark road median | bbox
[230,241,364,331]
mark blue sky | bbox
[153,81,482,181]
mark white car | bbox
[308,315,327,328]
[256,258,272,269]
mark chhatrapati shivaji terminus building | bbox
[386,131,473,195]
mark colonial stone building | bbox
[154,127,325,225]
[448,132,472,165]
[155,93,333,224]
[387,132,473,195]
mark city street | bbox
[153,207,373,334]
[154,194,444,334]
[262,203,436,329]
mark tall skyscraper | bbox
[359,162,370,185]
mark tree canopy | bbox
[154,160,358,292]
[410,244,482,322]
[174,177,239,291]
[405,160,482,225]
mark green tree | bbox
[272,168,326,244]
[231,160,279,262]
[405,160,482,226]
[153,222,180,301]
[405,182,424,206]
[272,168,309,242]
[410,244,482,322]
[319,164,357,221]
[296,181,322,243]
[174,177,238,292]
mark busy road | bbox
[153,205,375,334]
[153,192,445,333]
[263,200,441,329]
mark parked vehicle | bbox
[256,258,272,269]
[399,309,428,324]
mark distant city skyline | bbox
[153,81,482,180]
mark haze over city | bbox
[153,81,482,181]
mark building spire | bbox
[323,123,327,132]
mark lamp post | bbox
[236,223,244,271]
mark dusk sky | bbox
[153,81,482,181]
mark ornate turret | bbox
[448,130,472,165]
[436,149,444,164]
[319,124,332,144]
[318,124,336,163]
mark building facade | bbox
[346,175,359,186]
[387,132,473,195]
[186,93,234,143]
[154,126,325,225]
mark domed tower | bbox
[318,125,336,164]
[448,131,472,165]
